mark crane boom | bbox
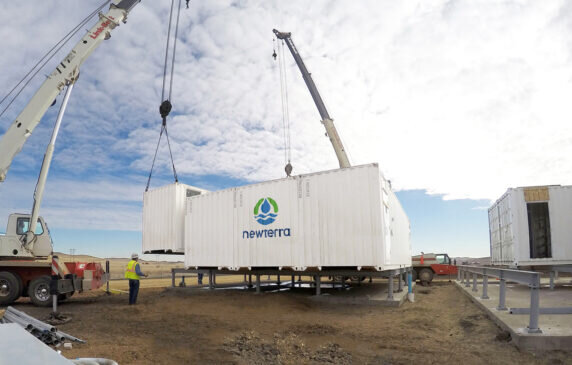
[273,29,351,169]
[0,0,141,182]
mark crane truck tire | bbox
[0,271,21,305]
[28,276,53,307]
[418,268,434,285]
[411,269,418,281]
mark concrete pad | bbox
[455,279,572,350]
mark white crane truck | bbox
[0,0,141,306]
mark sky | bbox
[0,0,571,260]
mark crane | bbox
[273,29,351,169]
[0,0,142,307]
[0,0,141,258]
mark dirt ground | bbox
[8,280,572,365]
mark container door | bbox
[527,202,552,259]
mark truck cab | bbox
[412,252,457,284]
[0,214,53,259]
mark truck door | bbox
[431,254,458,275]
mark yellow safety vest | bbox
[125,260,140,280]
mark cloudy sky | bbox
[0,0,570,259]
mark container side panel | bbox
[511,189,532,264]
[545,187,572,261]
[183,164,409,270]
[387,185,411,266]
[185,191,234,268]
[143,184,188,253]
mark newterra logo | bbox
[242,197,291,239]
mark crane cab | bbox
[0,214,53,259]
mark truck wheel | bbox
[418,268,434,284]
[0,272,21,305]
[28,276,53,307]
[411,270,418,281]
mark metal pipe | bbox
[397,272,404,292]
[315,275,321,296]
[6,307,56,332]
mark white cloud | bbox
[1,0,572,231]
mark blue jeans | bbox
[129,279,140,305]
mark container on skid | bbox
[489,185,572,267]
[143,183,209,254]
[185,163,411,271]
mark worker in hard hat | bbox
[125,253,148,305]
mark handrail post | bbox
[171,269,175,288]
[497,271,507,311]
[481,269,489,300]
[472,272,478,292]
[457,266,461,281]
[528,273,542,333]
[464,270,470,287]
[315,275,321,296]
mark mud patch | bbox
[495,330,511,342]
[290,323,338,335]
[223,331,351,364]
[417,290,431,295]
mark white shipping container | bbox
[489,185,572,267]
[185,164,411,271]
[143,183,209,254]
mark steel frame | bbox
[171,267,412,300]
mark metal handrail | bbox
[457,265,541,333]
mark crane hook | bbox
[272,39,277,60]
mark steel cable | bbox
[0,0,112,119]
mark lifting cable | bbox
[146,0,185,192]
[0,0,113,119]
[273,38,293,177]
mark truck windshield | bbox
[436,254,448,264]
[16,218,44,235]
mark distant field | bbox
[54,252,184,280]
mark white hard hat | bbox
[131,253,139,259]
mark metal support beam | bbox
[457,267,461,281]
[248,274,253,288]
[472,273,478,292]
[315,275,321,296]
[527,274,542,333]
[171,269,175,288]
[256,274,261,294]
[397,272,404,292]
[387,274,394,300]
[498,272,507,311]
[208,270,214,290]
[277,275,281,286]
[550,271,555,290]
[181,276,186,287]
[291,275,295,289]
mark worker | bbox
[125,253,148,305]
